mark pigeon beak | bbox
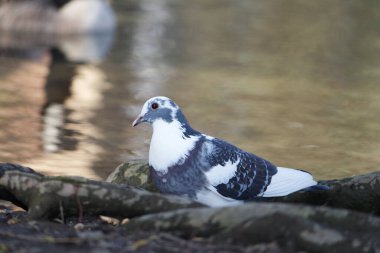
[132,115,146,127]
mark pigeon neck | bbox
[151,118,199,138]
[174,109,200,137]
[150,119,201,173]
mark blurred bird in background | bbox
[0,0,115,34]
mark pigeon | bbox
[132,96,320,207]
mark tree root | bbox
[1,162,380,252]
[124,203,380,253]
[0,163,202,220]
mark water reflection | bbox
[0,9,116,177]
[1,0,380,180]
[42,48,77,153]
[128,0,174,99]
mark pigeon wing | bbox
[205,138,278,200]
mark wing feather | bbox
[204,138,277,200]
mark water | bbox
[0,0,379,179]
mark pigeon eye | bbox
[151,103,159,110]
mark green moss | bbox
[127,176,143,186]
[106,160,158,191]
[0,244,7,253]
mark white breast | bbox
[149,119,200,174]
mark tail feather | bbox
[263,167,317,197]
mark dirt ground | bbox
[0,201,279,253]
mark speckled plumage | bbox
[207,138,278,200]
[133,96,318,207]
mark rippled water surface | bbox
[0,0,379,179]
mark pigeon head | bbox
[132,96,186,127]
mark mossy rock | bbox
[106,160,158,192]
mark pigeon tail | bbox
[262,167,317,197]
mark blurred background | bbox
[0,0,379,180]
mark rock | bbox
[106,160,158,191]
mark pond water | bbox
[0,0,379,179]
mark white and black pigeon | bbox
[132,96,321,207]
